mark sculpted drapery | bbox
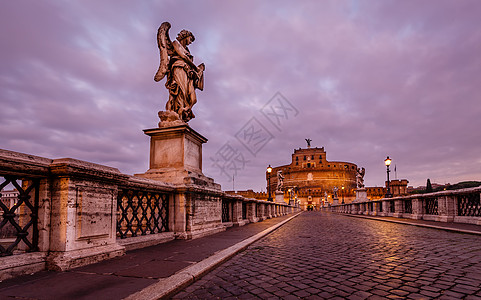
[154,22,205,123]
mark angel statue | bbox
[276,170,285,192]
[356,167,366,189]
[154,22,205,124]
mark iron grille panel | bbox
[425,197,438,215]
[117,189,169,239]
[457,193,481,217]
[0,176,39,257]
[242,202,247,220]
[389,200,395,213]
[221,199,230,222]
[404,200,412,214]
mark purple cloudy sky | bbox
[1,1,480,192]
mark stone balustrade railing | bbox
[329,187,481,225]
[0,149,299,280]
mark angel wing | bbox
[154,22,174,82]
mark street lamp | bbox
[384,156,393,198]
[341,186,345,204]
[267,165,273,201]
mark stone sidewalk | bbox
[173,212,481,299]
[0,213,299,300]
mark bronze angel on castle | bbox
[154,22,205,123]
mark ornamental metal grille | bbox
[425,197,438,215]
[0,176,39,257]
[389,200,395,213]
[457,193,481,217]
[242,202,247,220]
[221,199,230,223]
[404,200,413,214]
[117,189,168,239]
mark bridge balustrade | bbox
[0,148,299,280]
[330,187,481,225]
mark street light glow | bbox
[384,156,392,166]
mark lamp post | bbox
[341,186,345,204]
[267,165,273,201]
[384,156,393,198]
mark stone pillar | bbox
[411,198,423,219]
[393,199,403,218]
[47,159,126,271]
[438,195,455,222]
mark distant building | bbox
[229,146,409,210]
[1,189,19,209]
[266,146,358,210]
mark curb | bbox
[124,212,302,300]
[344,214,481,236]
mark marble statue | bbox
[154,22,205,123]
[276,170,284,192]
[333,186,338,198]
[356,167,365,188]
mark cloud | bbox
[1,1,480,192]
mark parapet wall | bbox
[0,149,299,280]
[329,187,481,225]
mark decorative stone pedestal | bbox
[355,188,368,202]
[275,191,285,204]
[136,124,219,189]
[136,123,223,240]
[332,196,339,205]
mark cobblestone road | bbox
[173,212,481,299]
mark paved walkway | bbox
[173,212,481,299]
[0,214,298,300]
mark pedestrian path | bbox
[346,213,481,235]
[0,213,300,300]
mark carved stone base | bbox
[158,110,185,128]
[354,188,368,202]
[47,244,125,271]
[136,124,220,190]
[275,191,285,204]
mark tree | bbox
[426,178,433,193]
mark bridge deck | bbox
[1,212,481,299]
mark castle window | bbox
[296,156,298,161]
[344,165,348,169]
[304,156,306,160]
[296,162,298,166]
[311,155,314,160]
[307,163,311,168]
[319,155,322,160]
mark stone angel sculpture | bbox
[276,170,285,192]
[356,167,366,189]
[154,22,205,123]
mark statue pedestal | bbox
[136,124,219,189]
[275,191,285,204]
[332,196,339,205]
[354,188,368,202]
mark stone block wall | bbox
[0,149,299,280]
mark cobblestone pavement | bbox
[172,212,481,299]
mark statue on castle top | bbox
[305,138,312,148]
[154,22,205,124]
[356,167,365,188]
[276,170,284,192]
